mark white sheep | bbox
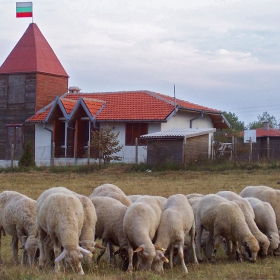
[195,194,260,263]
[244,197,279,254]
[152,194,197,274]
[89,183,132,206]
[240,185,280,233]
[127,195,142,202]
[90,196,129,266]
[217,190,270,258]
[0,191,36,264]
[123,195,167,272]
[36,187,95,275]
[186,193,204,200]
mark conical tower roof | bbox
[0,23,68,77]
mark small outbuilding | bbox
[140,128,216,165]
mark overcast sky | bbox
[1,0,280,126]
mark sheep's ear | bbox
[134,246,143,253]
[79,246,93,257]
[55,250,67,262]
[95,243,106,250]
[161,255,169,263]
[154,244,166,251]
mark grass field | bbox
[0,166,280,279]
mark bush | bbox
[18,141,35,167]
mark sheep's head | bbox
[55,246,92,273]
[243,236,260,263]
[134,245,156,271]
[79,240,96,254]
[152,250,169,273]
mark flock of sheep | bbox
[0,183,279,276]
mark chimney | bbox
[68,86,81,93]
[263,121,269,130]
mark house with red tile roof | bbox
[0,23,230,166]
[240,122,280,161]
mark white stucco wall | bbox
[162,111,213,130]
[32,110,215,166]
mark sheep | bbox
[134,195,167,210]
[244,197,279,255]
[240,185,280,233]
[0,191,36,264]
[195,194,260,263]
[217,190,270,258]
[123,195,167,272]
[89,183,132,207]
[186,194,213,260]
[152,194,197,274]
[186,193,204,200]
[128,195,142,203]
[36,187,96,275]
[89,196,129,266]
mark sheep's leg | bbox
[52,237,62,273]
[190,223,198,264]
[106,240,115,264]
[195,223,203,262]
[169,245,174,268]
[206,231,214,260]
[96,239,107,264]
[11,235,19,264]
[126,241,134,273]
[38,228,47,268]
[211,233,221,263]
[178,241,188,274]
[233,241,243,262]
[20,235,28,265]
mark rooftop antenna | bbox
[174,84,177,116]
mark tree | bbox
[247,111,278,129]
[18,141,36,167]
[90,125,123,164]
[223,111,245,133]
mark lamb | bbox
[152,194,197,274]
[89,196,129,265]
[0,191,36,264]
[240,185,280,233]
[36,187,96,275]
[89,183,132,206]
[195,194,260,263]
[244,197,279,255]
[123,195,167,272]
[217,190,270,258]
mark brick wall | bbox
[36,73,68,110]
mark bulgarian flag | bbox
[16,2,33,18]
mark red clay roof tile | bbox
[26,90,225,124]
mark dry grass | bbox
[0,167,280,279]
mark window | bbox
[125,123,148,146]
